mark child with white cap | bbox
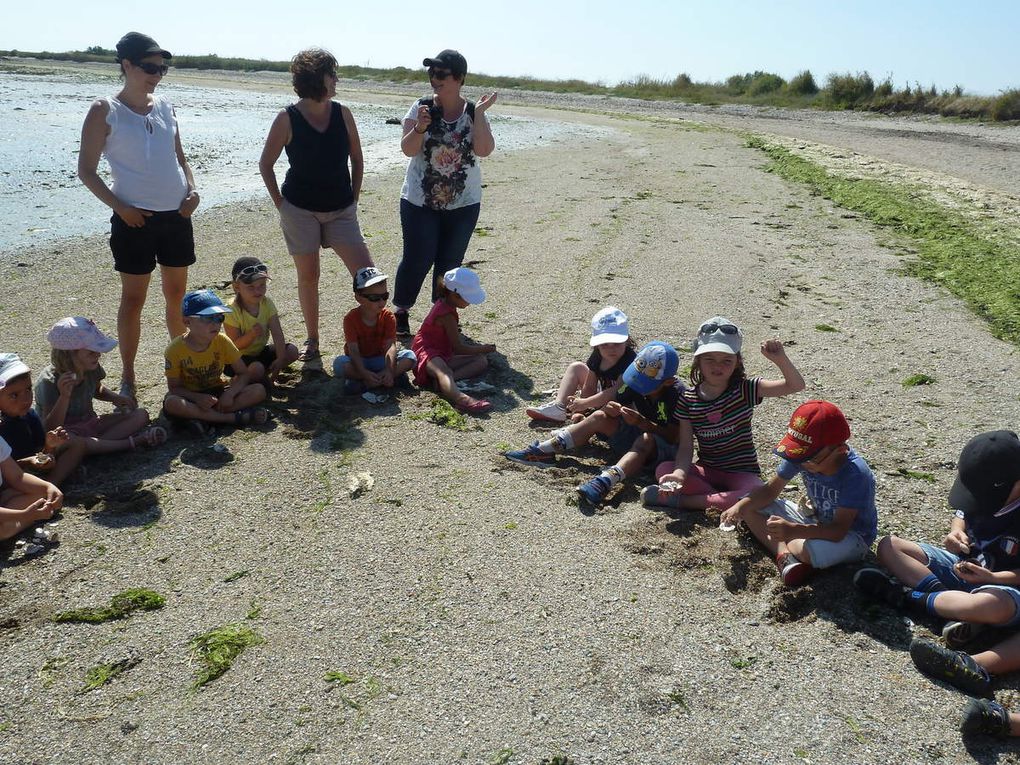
[35,317,165,452]
[643,316,804,512]
[411,267,496,415]
[526,306,636,424]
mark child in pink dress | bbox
[411,267,496,415]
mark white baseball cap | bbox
[0,353,31,388]
[443,267,486,304]
[589,306,630,346]
[693,316,742,356]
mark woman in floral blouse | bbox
[393,49,497,337]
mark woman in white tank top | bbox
[78,32,200,402]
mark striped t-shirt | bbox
[674,377,762,474]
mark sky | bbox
[3,0,1018,95]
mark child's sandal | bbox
[455,396,492,415]
[234,407,270,427]
[130,426,168,449]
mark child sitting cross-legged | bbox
[162,290,270,434]
[719,400,878,587]
[505,341,682,509]
[1,434,62,541]
[332,267,417,395]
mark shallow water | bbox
[0,72,604,254]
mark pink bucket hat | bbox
[46,317,118,353]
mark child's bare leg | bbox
[742,510,786,558]
[449,354,488,380]
[426,358,460,403]
[973,631,1020,675]
[48,438,88,485]
[876,535,935,587]
[563,409,620,447]
[163,396,238,424]
[927,590,1017,627]
[616,437,656,480]
[0,491,55,540]
[217,384,267,413]
[246,361,266,382]
[393,356,415,375]
[555,362,588,406]
[94,408,150,440]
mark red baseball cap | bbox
[774,400,851,462]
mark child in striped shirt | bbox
[642,317,804,511]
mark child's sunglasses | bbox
[135,61,169,76]
[428,68,452,80]
[193,314,225,324]
[236,264,269,283]
[358,292,389,302]
[699,322,739,335]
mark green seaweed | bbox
[54,588,166,624]
[189,623,263,688]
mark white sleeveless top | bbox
[103,94,188,212]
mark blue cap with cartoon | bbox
[621,341,679,395]
[182,290,231,317]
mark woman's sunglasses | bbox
[236,264,270,283]
[428,68,452,80]
[358,292,389,302]
[134,61,169,76]
[699,322,739,335]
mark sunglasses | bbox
[699,322,739,335]
[134,61,169,76]
[236,264,270,283]
[428,68,452,80]
[358,291,389,302]
[192,314,225,324]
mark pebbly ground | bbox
[1,65,1020,764]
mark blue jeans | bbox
[917,542,1020,627]
[332,349,416,378]
[394,198,481,310]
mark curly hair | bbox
[690,353,745,388]
[291,48,338,100]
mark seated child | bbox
[35,317,165,452]
[222,257,299,392]
[720,400,877,587]
[0,352,86,486]
[505,341,681,508]
[162,290,270,432]
[855,430,1020,647]
[1,434,63,541]
[332,267,417,394]
[411,268,496,415]
[526,306,636,424]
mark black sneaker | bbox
[395,311,411,338]
[394,372,415,393]
[960,697,1011,737]
[853,567,907,608]
[909,638,992,697]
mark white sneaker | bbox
[526,400,567,423]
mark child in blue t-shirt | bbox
[720,400,878,587]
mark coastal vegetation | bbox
[2,47,1017,121]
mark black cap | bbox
[116,32,172,62]
[422,49,467,77]
[949,430,1020,516]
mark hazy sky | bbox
[3,0,1017,95]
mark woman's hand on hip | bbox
[179,191,200,218]
[116,205,152,228]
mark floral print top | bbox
[400,99,482,210]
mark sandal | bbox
[455,396,492,415]
[129,426,168,449]
[186,420,212,438]
[297,339,321,362]
[234,407,270,427]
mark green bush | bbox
[747,72,786,96]
[825,71,875,108]
[787,70,819,95]
[991,89,1020,121]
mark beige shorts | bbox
[278,197,366,255]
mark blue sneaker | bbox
[504,442,556,468]
[577,475,612,507]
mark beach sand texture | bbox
[2,63,1020,764]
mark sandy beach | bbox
[2,61,1020,764]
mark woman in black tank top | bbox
[259,48,374,362]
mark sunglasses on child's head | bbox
[699,322,739,335]
[134,61,169,76]
[358,291,389,303]
[236,264,269,283]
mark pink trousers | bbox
[654,461,763,509]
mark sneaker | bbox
[395,373,415,393]
[526,400,567,423]
[504,442,556,468]
[777,553,815,587]
[639,484,682,508]
[395,311,411,338]
[909,638,991,696]
[960,697,1011,737]
[943,620,987,650]
[853,567,907,608]
[343,378,366,396]
[577,475,612,507]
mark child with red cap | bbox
[719,399,878,586]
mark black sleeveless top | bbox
[281,102,354,212]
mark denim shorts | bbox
[333,349,416,378]
[918,542,1020,627]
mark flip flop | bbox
[298,339,321,362]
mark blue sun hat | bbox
[182,290,231,317]
[621,341,679,395]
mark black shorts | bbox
[110,210,197,275]
[224,345,277,377]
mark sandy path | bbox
[1,68,1019,764]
